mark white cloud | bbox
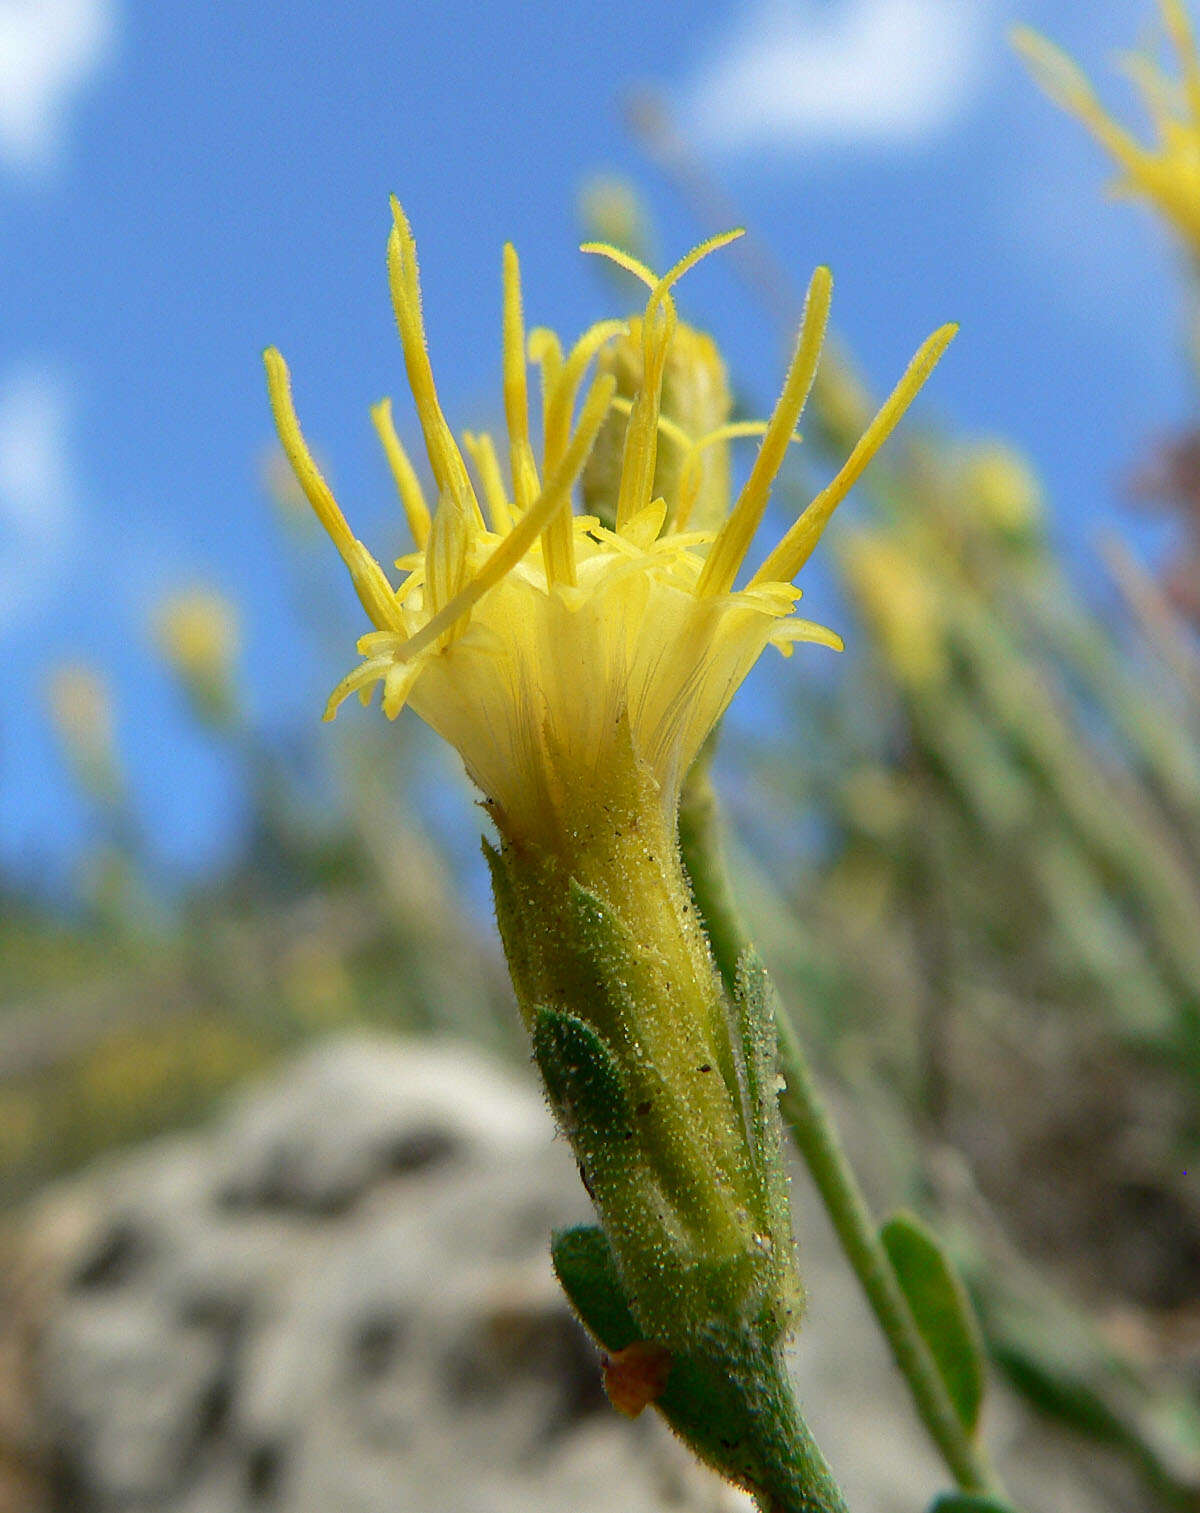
[0,363,77,632]
[0,0,116,173]
[679,0,989,158]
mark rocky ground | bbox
[0,1035,1148,1512]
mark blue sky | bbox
[0,0,1193,891]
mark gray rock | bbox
[16,1034,1143,1513]
[22,1037,748,1513]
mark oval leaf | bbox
[552,1224,639,1352]
[882,1210,986,1435]
[929,1496,1017,1513]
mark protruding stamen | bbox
[345,541,407,634]
[753,322,958,587]
[323,653,394,722]
[579,241,658,289]
[512,438,541,516]
[541,497,577,586]
[265,347,403,632]
[527,325,577,587]
[580,230,744,537]
[387,199,484,530]
[387,372,617,665]
[502,243,538,511]
[674,421,795,534]
[528,327,564,458]
[264,348,356,560]
[646,228,745,317]
[370,398,432,548]
[462,431,514,533]
[615,298,676,531]
[425,486,474,623]
[770,618,845,656]
[580,228,745,310]
[697,265,832,597]
[382,658,422,720]
[540,320,625,476]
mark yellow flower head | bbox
[265,201,954,848]
[155,588,240,688]
[47,664,113,756]
[959,440,1043,539]
[1015,1,1200,253]
[46,664,121,801]
[578,173,653,266]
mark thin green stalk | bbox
[679,741,1003,1500]
[773,1011,998,1497]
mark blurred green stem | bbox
[679,738,1003,1501]
[773,1013,999,1497]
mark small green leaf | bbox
[551,1225,640,1352]
[532,1007,631,1142]
[882,1210,986,1435]
[928,1496,1017,1513]
[481,838,536,1015]
[733,949,780,1169]
[567,877,636,966]
[731,952,802,1327]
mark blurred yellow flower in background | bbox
[46,665,121,802]
[1016,1,1200,255]
[155,588,239,689]
[154,588,241,727]
[577,173,654,267]
[960,441,1043,540]
[840,532,948,689]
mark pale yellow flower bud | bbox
[154,588,240,724]
[582,316,733,532]
[959,441,1043,539]
[578,174,652,264]
[47,665,121,801]
[840,532,947,688]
